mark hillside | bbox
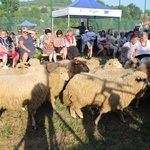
[19,0,72,10]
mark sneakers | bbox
[1,65,9,69]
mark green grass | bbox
[0,97,150,150]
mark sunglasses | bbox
[23,31,28,33]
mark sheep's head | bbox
[124,58,140,69]
[54,67,69,81]
[72,59,90,74]
[16,62,31,69]
[104,58,122,69]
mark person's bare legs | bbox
[87,45,93,58]
[63,47,67,60]
[2,54,8,65]
[22,52,28,62]
[53,53,57,62]
[49,54,53,62]
[12,55,19,68]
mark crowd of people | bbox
[0,23,150,68]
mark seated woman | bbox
[53,30,67,60]
[64,28,79,60]
[134,32,150,63]
[43,29,57,62]
[19,27,36,62]
[0,29,19,68]
[97,30,110,56]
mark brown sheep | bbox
[46,59,89,78]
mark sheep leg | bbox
[95,111,103,126]
[118,111,126,123]
[74,107,83,119]
[50,96,56,110]
[70,106,77,119]
[135,99,140,109]
[31,113,37,130]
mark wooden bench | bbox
[41,53,63,61]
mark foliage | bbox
[41,7,48,13]
[0,0,19,17]
[127,3,143,19]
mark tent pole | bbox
[68,15,70,27]
[87,18,89,28]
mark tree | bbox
[41,7,48,13]
[0,0,19,17]
[127,3,142,20]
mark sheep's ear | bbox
[74,59,79,64]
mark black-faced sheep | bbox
[63,71,147,125]
[0,58,48,128]
[48,67,69,110]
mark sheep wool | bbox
[49,67,69,110]
[0,58,49,128]
[63,71,147,125]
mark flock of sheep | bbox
[0,57,149,128]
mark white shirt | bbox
[135,40,150,55]
[123,42,138,59]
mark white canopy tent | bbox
[52,0,122,31]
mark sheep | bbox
[63,71,147,125]
[48,67,69,110]
[0,62,31,75]
[46,59,89,78]
[103,58,122,69]
[124,58,140,69]
[0,58,49,129]
[76,57,100,73]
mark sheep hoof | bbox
[95,120,98,126]
[32,125,37,130]
[21,107,26,111]
[79,115,83,119]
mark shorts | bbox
[8,51,19,58]
[55,47,63,53]
[87,40,94,46]
[43,49,56,55]
[0,51,7,56]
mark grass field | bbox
[0,55,150,150]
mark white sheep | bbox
[63,71,147,125]
[48,67,69,110]
[124,58,140,69]
[0,58,49,128]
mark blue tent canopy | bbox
[67,0,110,9]
[17,20,37,27]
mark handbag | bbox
[44,43,54,50]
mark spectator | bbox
[110,31,120,58]
[121,35,138,64]
[71,21,86,35]
[19,27,36,62]
[134,32,150,62]
[53,29,67,60]
[81,29,88,55]
[0,30,19,68]
[43,28,57,62]
[86,26,96,59]
[39,30,45,49]
[64,28,79,60]
[97,30,110,56]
